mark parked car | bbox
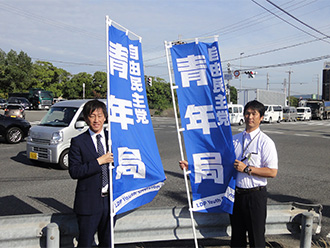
[263,105,283,123]
[27,99,102,169]
[4,104,26,119]
[296,107,312,121]
[282,106,298,122]
[0,114,31,143]
[7,97,32,109]
[228,104,244,125]
[0,98,7,109]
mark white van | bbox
[296,107,312,121]
[228,104,244,125]
[26,99,105,169]
[263,105,283,123]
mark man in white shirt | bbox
[231,100,278,248]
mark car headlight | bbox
[50,131,63,145]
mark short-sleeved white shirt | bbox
[233,127,278,189]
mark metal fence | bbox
[0,202,322,247]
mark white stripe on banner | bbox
[114,182,164,213]
[192,186,235,211]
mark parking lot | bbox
[1,109,330,246]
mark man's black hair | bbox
[244,100,265,117]
[82,99,107,119]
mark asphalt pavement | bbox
[1,110,330,247]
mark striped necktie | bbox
[96,134,109,188]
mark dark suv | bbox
[7,97,32,109]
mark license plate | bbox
[29,152,38,160]
[10,115,16,118]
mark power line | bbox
[251,0,330,44]
[266,0,330,39]
[246,54,330,70]
[32,57,104,67]
[223,35,329,63]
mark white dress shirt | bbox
[232,127,278,189]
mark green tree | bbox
[0,49,6,97]
[145,76,172,111]
[288,96,299,107]
[31,61,71,97]
[92,71,107,98]
[48,68,71,98]
[63,72,93,99]
[228,86,237,104]
[0,49,32,93]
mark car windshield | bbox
[7,105,22,109]
[283,108,290,113]
[41,92,53,99]
[40,107,78,127]
[297,108,305,113]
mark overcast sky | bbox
[1,0,330,97]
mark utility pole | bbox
[83,83,85,99]
[239,52,244,90]
[283,78,287,105]
[286,70,293,106]
[266,73,270,90]
[316,74,320,100]
[227,62,232,103]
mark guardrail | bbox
[0,202,322,247]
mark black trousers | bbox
[230,187,267,248]
[76,195,112,248]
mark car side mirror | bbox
[75,121,86,129]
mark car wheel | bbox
[239,119,244,125]
[269,117,273,123]
[59,149,69,170]
[277,117,281,123]
[5,127,23,144]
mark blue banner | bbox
[170,41,236,213]
[107,24,166,215]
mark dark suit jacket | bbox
[69,129,109,215]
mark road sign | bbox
[224,74,232,80]
[233,70,240,78]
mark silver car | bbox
[4,104,26,119]
[27,99,106,169]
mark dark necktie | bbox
[96,134,109,188]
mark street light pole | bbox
[240,52,244,90]
[227,62,231,103]
[286,70,293,106]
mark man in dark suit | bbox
[69,99,113,248]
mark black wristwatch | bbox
[244,166,252,175]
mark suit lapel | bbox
[82,130,98,157]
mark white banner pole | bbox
[105,15,115,248]
[164,41,199,248]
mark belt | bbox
[235,186,266,194]
[101,192,109,197]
